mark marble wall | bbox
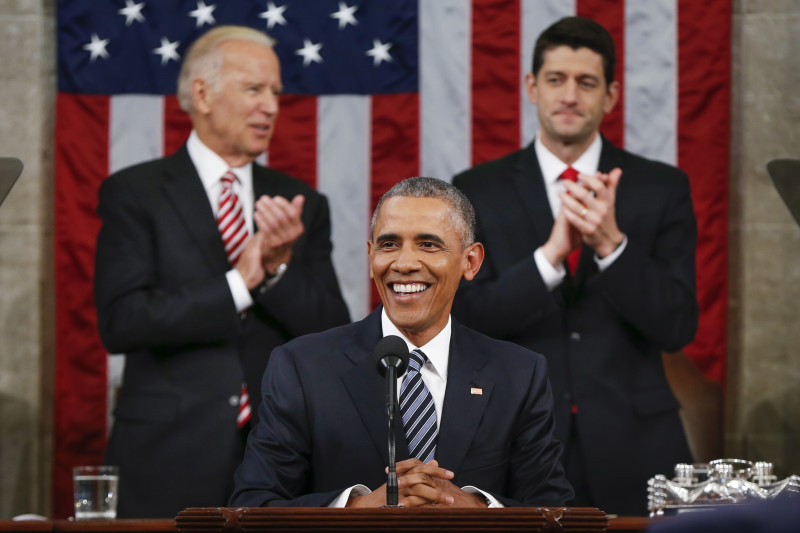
[727,0,800,478]
[0,0,798,519]
[0,0,55,519]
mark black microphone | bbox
[374,335,409,508]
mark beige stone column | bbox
[0,0,55,518]
[727,0,800,478]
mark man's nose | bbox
[392,244,421,271]
[561,79,578,102]
[261,90,279,115]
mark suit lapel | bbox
[510,145,556,249]
[252,164,279,199]
[511,144,586,293]
[436,323,494,473]
[253,164,305,200]
[162,146,229,273]
[340,310,407,465]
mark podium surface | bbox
[177,506,608,532]
[2,508,655,533]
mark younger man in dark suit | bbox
[230,177,573,508]
[452,17,697,515]
[93,26,349,517]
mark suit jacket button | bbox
[570,332,581,342]
[229,395,240,407]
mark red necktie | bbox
[217,170,249,267]
[558,167,581,276]
[217,171,252,428]
[236,385,252,429]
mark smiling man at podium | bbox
[230,177,573,508]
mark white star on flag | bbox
[118,0,145,26]
[366,39,392,66]
[296,38,323,66]
[330,2,358,30]
[188,1,216,28]
[83,33,110,62]
[153,37,180,65]
[259,1,288,30]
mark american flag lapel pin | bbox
[470,387,483,395]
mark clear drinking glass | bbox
[72,465,119,520]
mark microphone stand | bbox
[385,364,400,507]
[374,335,408,508]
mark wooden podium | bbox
[175,507,609,532]
[2,507,660,533]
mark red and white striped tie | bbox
[236,385,252,429]
[217,170,249,267]
[217,170,252,428]
[558,167,581,276]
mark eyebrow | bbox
[374,232,446,245]
[417,233,445,245]
[544,70,601,82]
[375,232,399,243]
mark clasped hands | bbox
[346,458,488,508]
[542,167,626,268]
[237,194,305,290]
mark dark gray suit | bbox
[94,145,350,517]
[452,137,697,515]
[230,308,574,508]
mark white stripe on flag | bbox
[110,95,164,173]
[108,94,167,435]
[317,95,371,321]
[624,0,677,165]
[419,0,471,181]
[520,0,576,147]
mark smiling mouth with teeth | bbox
[392,283,429,294]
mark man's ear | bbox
[367,240,374,280]
[462,242,484,282]
[192,78,211,115]
[604,79,621,114]
[524,72,538,106]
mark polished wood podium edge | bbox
[1,509,657,533]
[0,520,175,533]
[176,506,609,532]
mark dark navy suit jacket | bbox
[230,308,574,507]
[94,145,349,517]
[452,138,697,515]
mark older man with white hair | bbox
[94,25,349,517]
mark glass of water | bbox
[72,465,119,520]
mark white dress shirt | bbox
[186,131,255,312]
[328,310,502,508]
[531,133,627,290]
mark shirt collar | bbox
[534,132,602,185]
[380,308,450,382]
[186,130,253,188]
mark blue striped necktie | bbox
[400,349,438,462]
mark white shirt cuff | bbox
[327,485,371,508]
[534,247,565,291]
[594,235,628,271]
[461,486,504,508]
[226,269,254,313]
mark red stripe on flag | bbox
[370,92,420,309]
[269,95,318,189]
[53,93,110,518]
[677,0,730,383]
[577,0,625,148]
[164,95,193,156]
[471,0,520,165]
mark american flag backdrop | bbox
[53,0,730,517]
